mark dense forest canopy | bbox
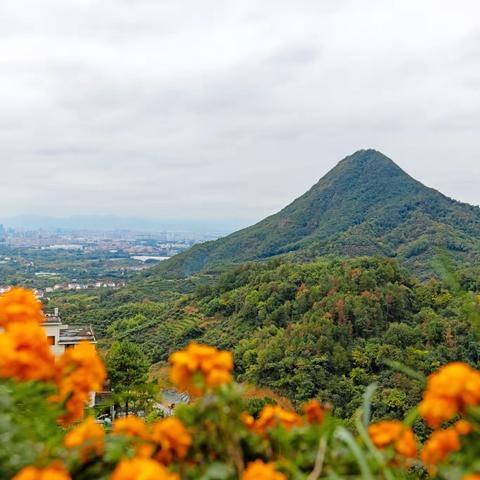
[43,151,480,425]
[48,256,480,422]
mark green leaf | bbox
[383,360,426,384]
[335,426,374,480]
[362,383,377,427]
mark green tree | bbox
[106,341,150,415]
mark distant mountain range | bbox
[152,149,480,278]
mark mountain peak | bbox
[315,149,419,198]
[336,149,403,173]
[153,149,480,278]
[345,148,389,159]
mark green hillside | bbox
[45,149,480,420]
[53,256,480,420]
[149,149,480,279]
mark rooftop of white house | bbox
[43,309,96,352]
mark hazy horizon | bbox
[1,1,480,220]
[0,213,250,234]
[2,145,480,235]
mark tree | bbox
[106,341,150,415]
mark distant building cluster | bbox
[0,281,126,297]
[1,227,205,255]
[45,280,126,293]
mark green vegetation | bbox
[106,340,154,415]
[0,381,65,477]
[149,149,480,279]
[50,256,480,424]
[0,243,139,288]
[42,149,480,424]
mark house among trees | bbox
[43,308,98,406]
[43,308,96,356]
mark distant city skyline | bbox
[0,214,249,235]
[1,1,480,220]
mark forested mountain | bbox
[149,149,480,279]
[46,149,480,421]
[50,256,480,420]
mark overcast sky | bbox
[1,0,480,225]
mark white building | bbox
[43,308,98,406]
[43,308,96,356]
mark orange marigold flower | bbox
[464,475,480,480]
[64,416,105,460]
[0,287,44,329]
[56,342,106,393]
[111,457,179,480]
[419,392,460,429]
[169,342,233,395]
[419,362,480,428]
[12,463,70,480]
[62,392,91,426]
[254,404,303,433]
[135,443,156,459]
[395,427,418,458]
[150,417,192,464]
[368,421,417,458]
[240,412,255,429]
[303,399,325,424]
[421,419,472,472]
[113,416,149,440]
[454,419,473,436]
[421,426,461,472]
[242,460,287,480]
[53,342,106,425]
[0,322,55,382]
[369,421,403,448]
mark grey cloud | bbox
[0,0,479,223]
[430,110,480,132]
[266,45,321,66]
[35,146,102,157]
[51,43,321,120]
